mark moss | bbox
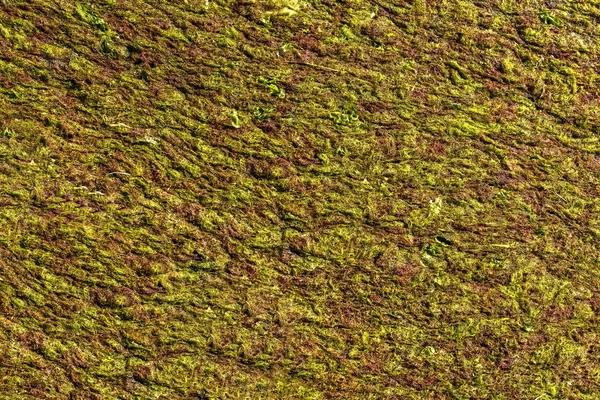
[1,0,600,398]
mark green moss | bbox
[74,3,109,31]
[1,0,600,398]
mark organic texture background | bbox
[1,0,600,398]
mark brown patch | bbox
[523,334,549,350]
[257,120,280,133]
[174,202,204,224]
[358,349,386,375]
[427,139,447,156]
[295,34,323,54]
[337,305,359,327]
[495,171,516,187]
[134,278,166,296]
[132,364,154,384]
[409,87,428,101]
[480,289,510,316]
[28,387,48,399]
[403,373,439,390]
[585,155,600,175]
[63,348,91,368]
[298,49,315,63]
[219,220,249,240]
[391,264,420,284]
[226,260,257,279]
[361,23,385,41]
[91,286,138,308]
[250,158,292,179]
[361,100,391,113]
[499,356,515,370]
[288,234,312,255]
[20,331,46,352]
[473,183,494,202]
[590,294,600,313]
[277,275,292,292]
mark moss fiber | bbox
[1,0,600,398]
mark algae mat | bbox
[1,0,600,398]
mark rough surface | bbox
[1,0,600,398]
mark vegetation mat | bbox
[1,0,600,398]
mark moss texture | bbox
[1,0,600,398]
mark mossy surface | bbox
[1,0,600,398]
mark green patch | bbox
[258,77,286,98]
[538,10,563,27]
[329,108,359,125]
[75,3,109,31]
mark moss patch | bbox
[1,0,600,398]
